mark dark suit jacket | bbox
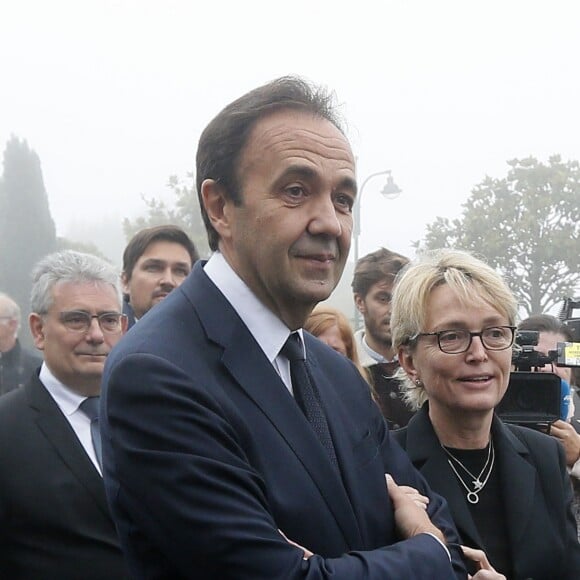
[393,406,580,579]
[101,261,466,579]
[0,338,42,395]
[0,373,128,579]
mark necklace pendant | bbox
[473,478,483,490]
[467,491,479,504]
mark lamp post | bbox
[352,169,402,328]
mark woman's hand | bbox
[462,545,506,579]
[385,474,445,543]
[386,476,429,510]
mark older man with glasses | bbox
[0,291,43,395]
[0,250,129,579]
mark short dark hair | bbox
[196,75,345,251]
[122,225,199,283]
[518,314,575,342]
[352,247,409,297]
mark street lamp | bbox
[352,169,402,328]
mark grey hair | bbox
[30,251,122,314]
[0,292,21,324]
[0,293,21,336]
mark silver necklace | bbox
[442,440,495,504]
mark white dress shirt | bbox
[204,252,304,394]
[40,363,102,474]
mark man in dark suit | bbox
[0,250,128,579]
[0,291,42,395]
[101,76,468,578]
[121,225,199,329]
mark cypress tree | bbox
[0,136,57,336]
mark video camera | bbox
[560,297,580,343]
[496,300,580,431]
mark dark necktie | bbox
[80,396,102,470]
[281,333,339,469]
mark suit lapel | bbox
[407,410,538,556]
[492,418,536,550]
[405,407,484,547]
[189,266,362,549]
[25,376,112,518]
[222,321,363,549]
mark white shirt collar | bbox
[361,333,397,364]
[39,362,87,415]
[203,252,302,362]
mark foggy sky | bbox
[1,0,579,273]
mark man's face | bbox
[29,281,126,396]
[122,240,192,319]
[355,278,395,347]
[534,331,572,384]
[0,314,17,352]
[209,109,356,329]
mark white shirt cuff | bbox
[423,532,451,561]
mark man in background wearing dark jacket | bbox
[0,291,42,395]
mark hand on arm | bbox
[461,546,506,579]
[385,474,445,543]
[388,477,430,510]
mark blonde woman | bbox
[391,249,580,579]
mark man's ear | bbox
[354,293,366,314]
[29,313,46,351]
[120,272,130,296]
[201,179,232,242]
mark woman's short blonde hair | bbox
[391,248,518,410]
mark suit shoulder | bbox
[504,423,563,466]
[391,426,408,447]
[506,422,558,448]
[0,388,32,436]
[0,386,28,412]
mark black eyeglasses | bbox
[410,326,516,354]
[58,311,126,334]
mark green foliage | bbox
[417,155,580,316]
[123,173,209,258]
[0,136,57,325]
